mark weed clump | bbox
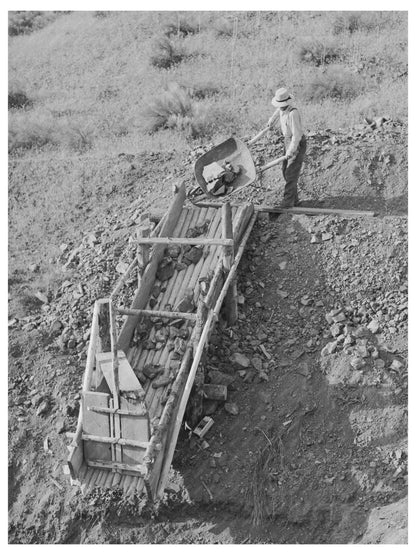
[8,82,32,110]
[214,17,234,37]
[303,66,364,102]
[149,36,185,69]
[8,11,59,36]
[163,17,200,37]
[8,111,57,152]
[297,38,341,66]
[143,82,212,139]
[332,12,390,35]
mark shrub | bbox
[142,82,212,139]
[8,82,32,110]
[303,66,364,102]
[214,17,234,37]
[332,12,390,35]
[297,38,341,66]
[163,17,200,37]
[8,11,58,36]
[186,82,220,100]
[94,11,112,18]
[149,36,185,69]
[59,122,95,152]
[8,110,57,152]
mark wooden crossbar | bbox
[67,432,149,449]
[136,237,234,246]
[116,307,197,320]
[86,460,146,475]
[87,405,147,417]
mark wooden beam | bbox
[86,459,146,475]
[110,258,138,300]
[86,405,148,417]
[116,306,197,321]
[222,202,238,325]
[118,182,187,352]
[193,200,375,217]
[67,432,149,449]
[136,237,234,247]
[109,300,122,463]
[156,308,216,499]
[256,205,376,217]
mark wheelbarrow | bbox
[189,128,285,202]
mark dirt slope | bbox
[8,122,407,544]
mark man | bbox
[267,87,307,208]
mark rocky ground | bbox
[8,120,408,543]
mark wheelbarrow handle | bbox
[258,156,286,173]
[247,127,269,146]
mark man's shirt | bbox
[268,106,304,158]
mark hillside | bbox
[8,11,408,544]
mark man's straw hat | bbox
[271,87,293,108]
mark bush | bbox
[142,82,212,139]
[149,37,185,69]
[186,82,220,100]
[303,66,364,102]
[297,38,341,66]
[8,110,57,152]
[213,17,234,37]
[332,12,390,35]
[8,82,33,110]
[163,17,200,37]
[8,11,58,36]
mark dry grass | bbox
[303,65,365,102]
[297,38,341,66]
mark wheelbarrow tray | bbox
[194,137,256,198]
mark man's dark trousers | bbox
[282,135,307,207]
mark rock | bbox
[325,313,334,325]
[156,258,174,281]
[64,401,79,417]
[353,326,367,338]
[367,319,380,334]
[390,359,403,371]
[35,291,49,304]
[36,399,50,417]
[50,319,63,333]
[167,245,181,259]
[224,402,239,416]
[276,289,289,298]
[29,263,39,272]
[183,246,203,265]
[251,356,263,372]
[374,359,385,369]
[208,370,235,387]
[330,323,342,338]
[55,418,67,434]
[321,340,338,356]
[350,355,365,370]
[278,260,288,270]
[230,353,250,368]
[332,312,346,323]
[143,364,163,379]
[116,260,129,274]
[322,232,333,241]
[174,289,195,313]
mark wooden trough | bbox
[66,182,257,502]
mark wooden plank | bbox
[256,205,376,217]
[86,405,147,417]
[96,351,144,395]
[194,200,375,217]
[67,432,149,449]
[120,396,150,466]
[136,237,234,247]
[156,309,216,498]
[222,202,238,325]
[67,442,84,480]
[82,392,112,463]
[118,182,187,352]
[87,460,146,476]
[117,307,197,320]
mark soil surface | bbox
[8,121,408,544]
